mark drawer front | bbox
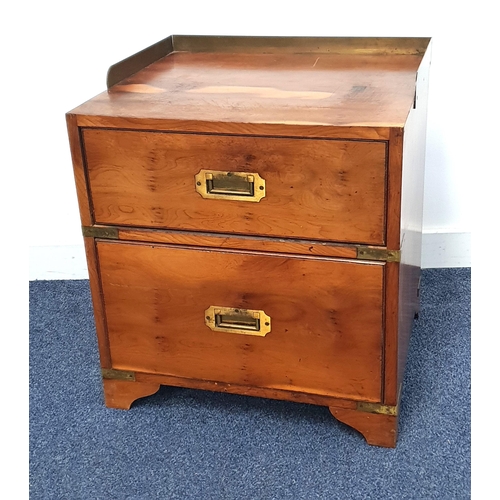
[84,130,387,245]
[98,241,385,402]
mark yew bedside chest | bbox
[66,35,431,448]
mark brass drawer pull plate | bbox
[195,169,266,202]
[205,306,271,336]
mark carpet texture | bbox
[29,268,470,499]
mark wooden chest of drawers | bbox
[66,36,431,447]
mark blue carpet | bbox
[29,268,470,499]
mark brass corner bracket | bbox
[356,401,399,416]
[82,226,120,239]
[356,247,401,263]
[101,368,135,381]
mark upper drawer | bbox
[83,129,387,244]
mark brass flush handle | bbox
[195,169,266,202]
[205,306,271,336]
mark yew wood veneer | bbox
[66,35,432,448]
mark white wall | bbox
[19,0,485,279]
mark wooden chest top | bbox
[69,36,430,138]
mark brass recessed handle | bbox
[195,169,266,202]
[204,306,271,336]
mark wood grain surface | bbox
[84,129,387,244]
[116,227,359,259]
[70,51,421,129]
[66,114,92,225]
[83,237,111,367]
[98,241,385,402]
[75,116,392,140]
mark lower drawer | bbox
[97,241,385,402]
